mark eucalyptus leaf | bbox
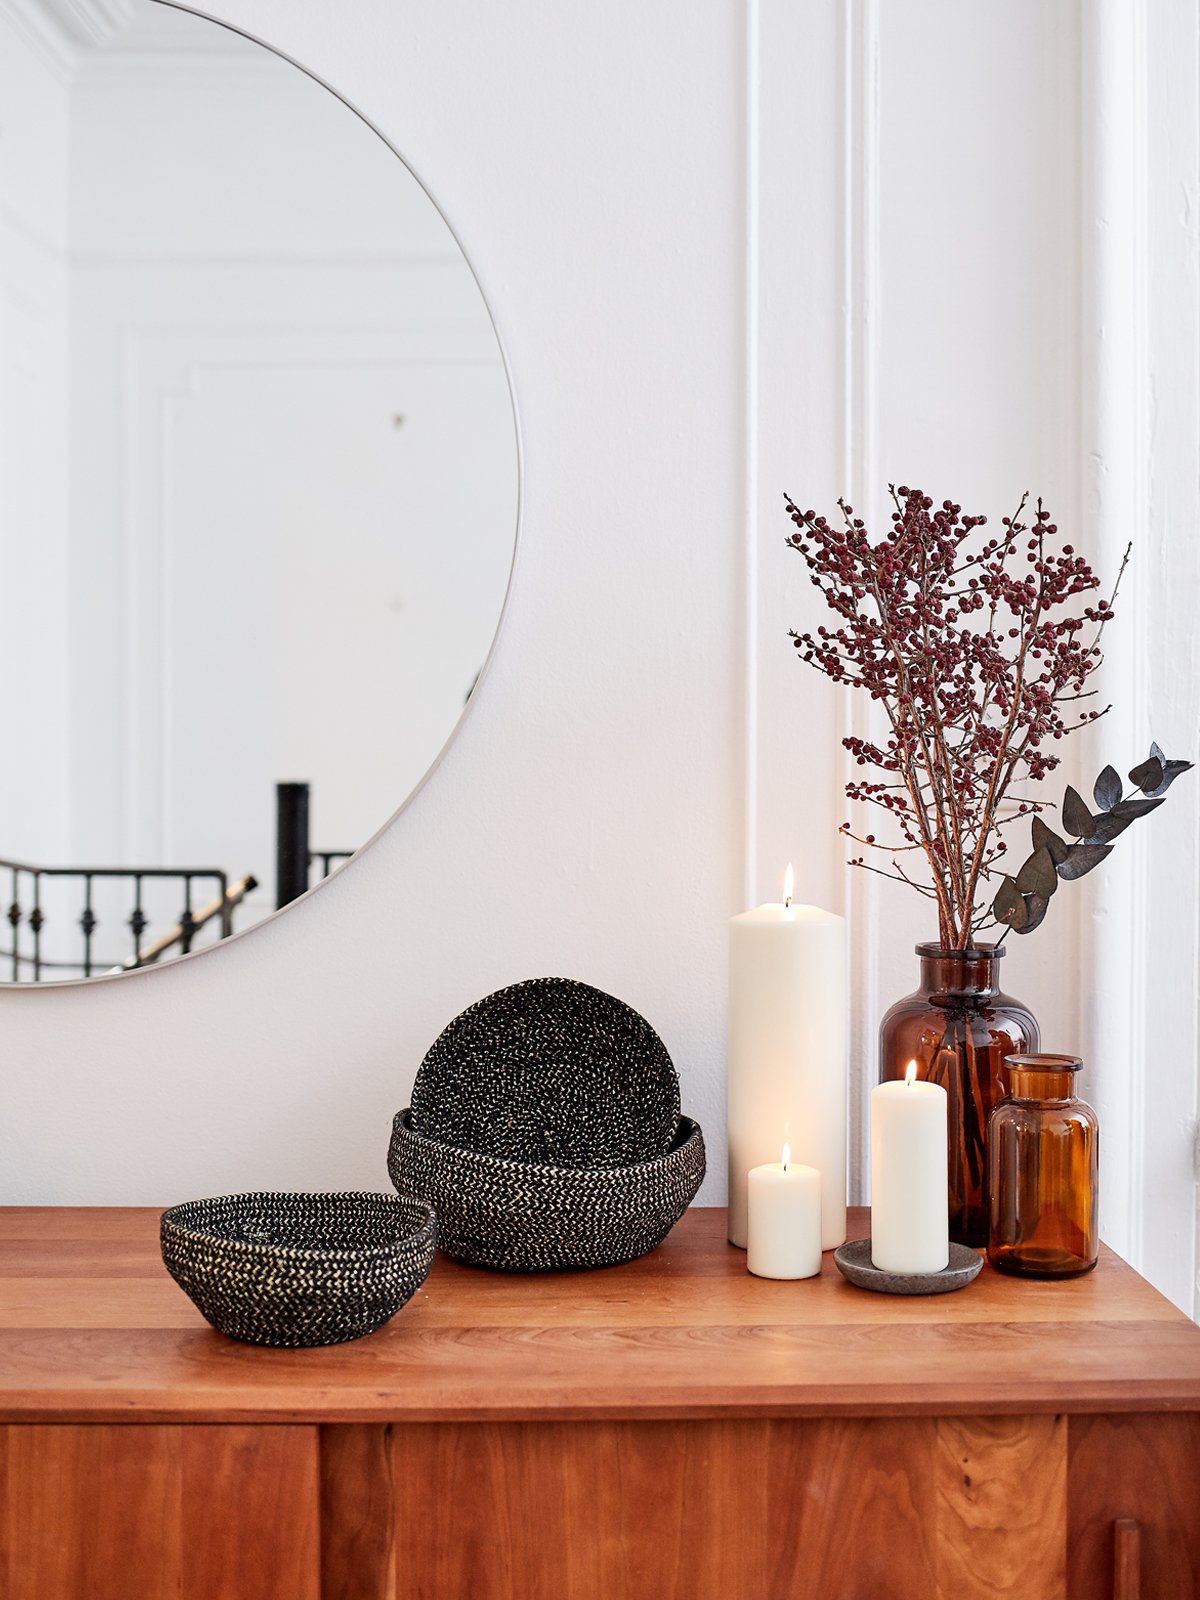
[1129,756,1163,793]
[993,876,1029,930]
[1136,742,1194,797]
[1092,764,1122,813]
[1017,892,1050,934]
[1110,794,1165,822]
[1147,758,1194,798]
[1085,811,1135,846]
[1015,846,1058,898]
[1057,842,1113,881]
[1061,785,1095,839]
[1031,816,1070,866]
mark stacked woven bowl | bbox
[388,977,706,1271]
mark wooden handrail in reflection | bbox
[124,874,258,969]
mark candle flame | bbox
[905,1059,918,1086]
[783,862,794,909]
[782,1142,791,1171]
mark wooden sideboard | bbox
[2,1204,1199,1599]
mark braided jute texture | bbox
[160,1191,436,1347]
[410,977,681,1168]
[388,1110,705,1272]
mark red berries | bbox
[783,485,1120,943]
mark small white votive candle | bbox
[746,1145,822,1280]
[870,1060,949,1274]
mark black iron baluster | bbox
[310,850,353,881]
[179,875,195,954]
[30,873,43,982]
[218,871,232,939]
[8,867,20,982]
[80,874,96,978]
[129,874,147,968]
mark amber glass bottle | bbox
[879,943,1039,1248]
[987,1054,1099,1279]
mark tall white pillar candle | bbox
[870,1062,949,1273]
[747,1147,822,1279]
[728,866,847,1250]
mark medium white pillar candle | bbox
[870,1061,949,1273]
[747,1146,822,1280]
[728,866,847,1250]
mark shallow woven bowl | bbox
[160,1191,436,1347]
[388,1109,705,1272]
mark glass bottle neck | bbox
[1006,1054,1083,1102]
[1008,1069,1076,1101]
[916,942,1002,1001]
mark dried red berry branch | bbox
[785,485,1124,950]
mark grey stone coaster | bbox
[833,1238,983,1295]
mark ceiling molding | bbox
[1,0,255,67]
[0,0,79,78]
[35,0,134,46]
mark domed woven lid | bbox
[410,977,681,1168]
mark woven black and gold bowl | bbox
[160,1190,436,1347]
[387,1109,705,1272]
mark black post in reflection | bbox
[275,782,311,909]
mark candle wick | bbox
[784,895,792,909]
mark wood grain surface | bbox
[332,1417,1079,1600]
[383,1419,932,1600]
[0,1423,319,1600]
[320,1424,397,1600]
[935,1415,1067,1598]
[1068,1412,1200,1599]
[1,1207,1198,1424]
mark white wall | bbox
[0,8,72,868]
[1,0,1196,1316]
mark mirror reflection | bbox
[0,0,518,980]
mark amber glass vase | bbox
[879,943,1039,1248]
[987,1055,1099,1278]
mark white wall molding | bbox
[740,0,760,917]
[747,0,882,1203]
[837,0,881,1201]
[745,0,847,1147]
[1080,0,1152,1281]
[1082,0,1200,1316]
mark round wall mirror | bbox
[0,0,518,981]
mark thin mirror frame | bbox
[1,0,522,990]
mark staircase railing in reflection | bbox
[0,859,257,981]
